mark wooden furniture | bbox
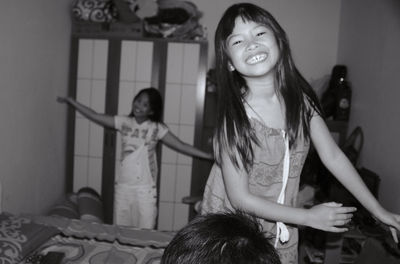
[65,23,209,229]
[326,119,348,147]
[323,229,367,264]
[302,226,400,264]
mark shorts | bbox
[114,183,157,229]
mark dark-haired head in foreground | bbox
[161,211,281,264]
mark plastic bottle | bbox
[334,77,352,121]
[321,65,347,118]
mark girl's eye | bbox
[256,31,266,37]
[227,35,243,47]
[232,40,242,45]
[229,38,243,47]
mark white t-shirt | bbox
[114,116,169,183]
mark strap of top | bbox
[244,100,290,247]
[274,130,290,247]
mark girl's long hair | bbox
[128,87,163,122]
[214,3,323,172]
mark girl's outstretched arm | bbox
[57,96,114,129]
[220,148,356,232]
[310,114,400,242]
[160,131,213,160]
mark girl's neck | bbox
[245,76,277,102]
[135,116,149,124]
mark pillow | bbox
[48,193,80,219]
[77,187,104,223]
[0,212,59,263]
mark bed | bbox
[0,187,174,264]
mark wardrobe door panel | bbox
[75,79,91,118]
[73,39,108,194]
[88,80,106,157]
[88,157,102,193]
[163,83,181,124]
[182,44,200,84]
[166,44,183,83]
[120,41,153,83]
[180,84,196,125]
[77,40,93,79]
[74,118,89,156]
[176,125,194,165]
[175,165,192,202]
[92,41,109,79]
[73,157,88,191]
[135,41,153,82]
[160,124,179,165]
[120,41,138,81]
[117,82,135,115]
[91,80,106,113]
[173,203,190,231]
[88,124,103,157]
[158,42,201,230]
[158,202,174,230]
[159,164,176,202]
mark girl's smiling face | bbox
[132,92,153,121]
[226,17,280,79]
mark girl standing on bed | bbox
[200,3,400,263]
[58,87,213,229]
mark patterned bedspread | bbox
[21,215,175,264]
[28,235,165,264]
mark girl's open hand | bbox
[374,210,400,243]
[307,202,357,232]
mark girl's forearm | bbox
[161,133,213,160]
[176,144,213,160]
[228,191,310,226]
[230,192,356,232]
[65,98,114,128]
[66,98,96,119]
[323,151,385,217]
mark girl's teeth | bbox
[247,54,267,64]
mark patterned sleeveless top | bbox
[201,118,310,264]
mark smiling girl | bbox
[58,87,213,228]
[200,3,400,263]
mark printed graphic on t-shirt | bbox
[120,124,152,159]
[115,116,168,180]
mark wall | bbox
[191,0,341,84]
[337,0,400,212]
[0,1,71,214]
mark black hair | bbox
[213,3,323,172]
[128,87,163,122]
[161,211,281,264]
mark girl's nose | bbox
[246,40,259,51]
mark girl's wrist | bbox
[302,208,312,227]
[363,200,387,219]
[371,206,389,221]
